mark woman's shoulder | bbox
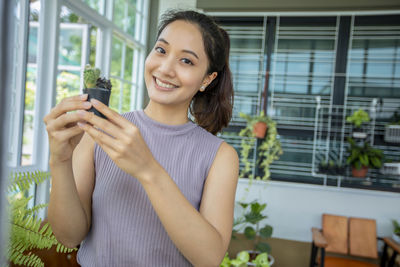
[121,110,140,120]
[191,125,227,147]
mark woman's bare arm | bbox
[48,133,95,248]
[140,142,239,266]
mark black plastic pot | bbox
[83,87,111,119]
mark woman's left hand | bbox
[77,98,159,182]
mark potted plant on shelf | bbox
[346,137,384,178]
[83,64,112,119]
[346,109,370,139]
[238,112,282,181]
[232,201,274,265]
[6,171,76,267]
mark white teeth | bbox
[155,78,176,89]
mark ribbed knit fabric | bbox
[77,110,224,267]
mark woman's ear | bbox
[201,72,218,89]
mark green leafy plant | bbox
[346,109,370,128]
[6,171,75,267]
[83,64,100,89]
[83,64,111,90]
[220,251,270,267]
[240,111,269,125]
[392,219,400,236]
[346,137,384,170]
[388,108,400,125]
[233,201,273,254]
[239,112,282,181]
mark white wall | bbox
[158,0,198,19]
[236,178,400,242]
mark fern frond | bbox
[7,171,50,193]
[7,170,76,267]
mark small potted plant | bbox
[392,219,400,244]
[240,111,269,139]
[232,201,274,264]
[83,64,112,118]
[346,138,384,178]
[346,109,370,139]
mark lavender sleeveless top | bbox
[77,110,224,267]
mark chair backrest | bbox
[322,214,348,254]
[349,217,378,259]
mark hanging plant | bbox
[239,112,283,181]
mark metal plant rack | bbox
[311,96,378,187]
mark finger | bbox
[77,110,126,140]
[50,125,84,143]
[90,98,131,129]
[47,112,85,131]
[44,94,91,123]
[78,122,121,151]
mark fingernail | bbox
[77,110,85,117]
[90,98,99,105]
[83,102,92,108]
[81,94,88,100]
[77,122,86,128]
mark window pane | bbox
[21,0,40,166]
[82,0,102,13]
[114,0,138,37]
[122,83,131,112]
[110,78,121,111]
[57,6,98,103]
[124,46,134,82]
[111,37,123,77]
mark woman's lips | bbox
[154,76,178,91]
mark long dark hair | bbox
[157,10,234,135]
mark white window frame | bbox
[8,0,150,218]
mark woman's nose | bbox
[158,56,176,77]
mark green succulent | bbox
[83,64,101,89]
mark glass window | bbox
[21,0,40,166]
[82,0,103,13]
[110,35,136,113]
[56,6,98,104]
[114,0,138,38]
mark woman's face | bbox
[144,20,216,108]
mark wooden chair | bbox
[310,214,380,267]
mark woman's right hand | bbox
[43,94,92,164]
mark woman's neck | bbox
[143,101,190,126]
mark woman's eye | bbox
[181,58,193,65]
[155,47,165,54]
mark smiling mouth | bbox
[154,77,179,90]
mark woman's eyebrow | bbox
[157,38,199,59]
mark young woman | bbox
[44,10,239,266]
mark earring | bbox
[200,85,206,92]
